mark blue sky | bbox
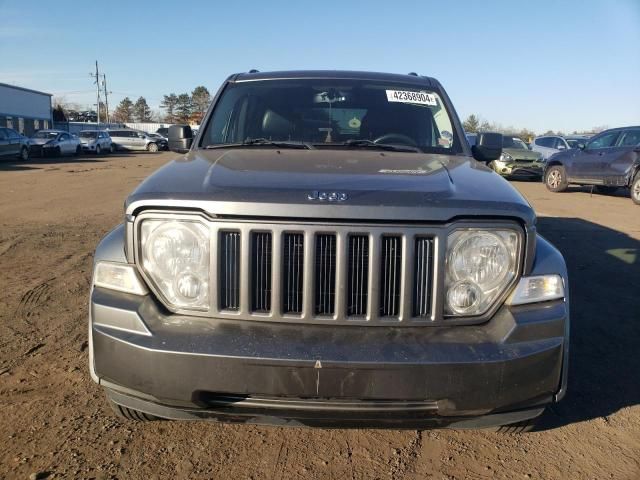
[1,0,639,133]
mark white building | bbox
[0,83,53,136]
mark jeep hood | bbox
[503,148,543,161]
[126,149,535,225]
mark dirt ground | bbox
[0,152,638,480]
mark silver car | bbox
[531,135,590,160]
[107,129,163,152]
[29,130,81,157]
[78,130,114,154]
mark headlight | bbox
[445,229,520,316]
[500,152,513,162]
[506,274,564,305]
[139,219,210,310]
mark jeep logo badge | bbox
[307,191,348,202]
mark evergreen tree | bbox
[160,93,178,123]
[112,97,134,123]
[133,96,152,122]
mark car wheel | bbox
[109,144,114,154]
[55,146,62,157]
[107,396,159,422]
[96,144,102,155]
[545,166,568,192]
[147,142,159,153]
[19,146,29,161]
[75,145,81,156]
[594,185,618,195]
[631,175,640,205]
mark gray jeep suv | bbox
[89,70,569,430]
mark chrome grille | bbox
[282,233,304,314]
[207,223,437,325]
[414,237,433,317]
[314,234,336,316]
[380,236,402,317]
[347,235,369,316]
[251,232,272,312]
[219,231,240,310]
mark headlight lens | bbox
[500,152,513,162]
[140,219,210,310]
[445,229,519,316]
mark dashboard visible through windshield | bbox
[200,79,460,154]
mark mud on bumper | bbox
[90,286,568,429]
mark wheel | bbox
[631,174,640,205]
[494,418,536,434]
[55,146,62,157]
[75,145,81,156]
[109,144,114,154]
[545,165,568,192]
[594,185,618,195]
[147,142,159,153]
[107,396,159,422]
[19,146,29,161]
[96,144,101,155]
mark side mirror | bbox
[578,143,586,150]
[169,125,193,153]
[471,132,502,162]
[557,144,566,151]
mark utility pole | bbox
[90,61,101,126]
[102,73,111,124]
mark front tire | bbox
[545,166,568,192]
[75,145,81,156]
[107,396,159,422]
[147,142,159,153]
[19,146,29,161]
[109,144,114,154]
[55,146,62,157]
[631,174,640,205]
[96,144,101,155]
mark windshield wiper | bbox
[341,139,421,153]
[204,138,313,150]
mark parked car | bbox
[467,133,544,179]
[78,130,114,154]
[29,130,81,157]
[147,133,170,150]
[531,135,570,160]
[544,126,640,204]
[0,127,30,161]
[90,70,569,431]
[107,129,166,152]
[155,127,169,140]
[564,135,590,149]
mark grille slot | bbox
[413,237,433,318]
[380,236,402,317]
[347,235,369,316]
[251,232,272,312]
[219,231,240,311]
[314,234,336,315]
[282,233,304,314]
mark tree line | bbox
[462,114,605,141]
[111,86,211,124]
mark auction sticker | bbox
[386,90,437,106]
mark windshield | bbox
[502,137,528,150]
[201,79,460,153]
[566,138,585,148]
[33,131,59,139]
[79,131,97,138]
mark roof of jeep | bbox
[232,70,439,87]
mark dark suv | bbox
[0,127,30,161]
[543,126,640,204]
[89,70,569,431]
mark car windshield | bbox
[33,131,59,139]
[200,79,460,153]
[503,137,528,150]
[566,138,584,148]
[79,131,98,138]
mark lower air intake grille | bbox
[282,233,304,314]
[251,232,272,312]
[219,231,240,310]
[314,234,336,315]
[380,236,402,317]
[347,235,369,316]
